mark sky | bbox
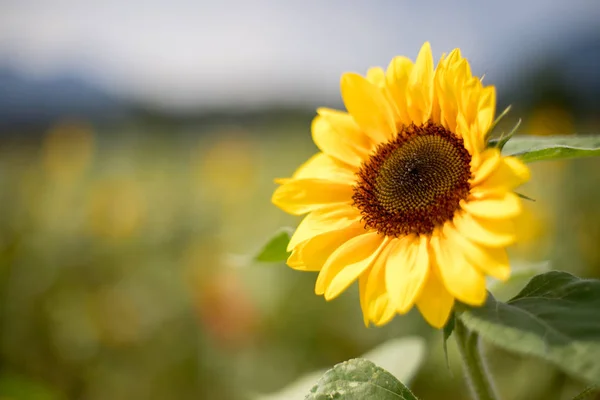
[0,0,599,111]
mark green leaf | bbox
[485,105,512,143]
[254,337,425,400]
[488,117,521,151]
[255,227,293,262]
[515,192,536,202]
[501,135,600,163]
[457,271,600,384]
[306,358,419,400]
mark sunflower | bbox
[272,42,530,328]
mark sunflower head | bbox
[353,122,473,237]
[272,42,530,328]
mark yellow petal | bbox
[312,108,374,167]
[291,152,356,183]
[323,234,387,300]
[288,222,365,271]
[435,49,476,134]
[460,76,483,128]
[475,246,511,281]
[371,295,397,326]
[434,48,470,133]
[470,148,501,186]
[371,294,396,326]
[416,269,454,329]
[504,157,531,183]
[455,112,478,164]
[316,232,386,300]
[407,42,434,125]
[272,179,353,215]
[360,243,397,326]
[462,192,522,219]
[471,156,531,194]
[368,66,403,129]
[385,235,429,314]
[445,48,463,65]
[430,52,447,125]
[459,79,488,155]
[287,204,362,251]
[341,72,396,144]
[386,56,414,126]
[436,50,490,158]
[434,227,487,306]
[477,85,496,137]
[445,223,511,281]
[364,241,393,308]
[366,67,386,86]
[453,211,516,248]
[434,53,459,132]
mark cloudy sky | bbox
[0,0,598,111]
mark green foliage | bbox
[491,119,521,151]
[485,105,512,144]
[256,337,425,400]
[501,135,600,163]
[255,227,293,262]
[306,358,419,400]
[457,271,600,384]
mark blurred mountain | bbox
[502,31,600,116]
[0,30,598,136]
[0,68,127,133]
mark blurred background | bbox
[0,1,599,399]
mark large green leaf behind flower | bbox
[457,271,600,384]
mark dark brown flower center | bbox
[352,123,472,236]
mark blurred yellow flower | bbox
[272,42,530,328]
[43,120,95,184]
[526,105,573,136]
[87,179,146,239]
[196,130,258,204]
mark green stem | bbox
[454,318,498,400]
